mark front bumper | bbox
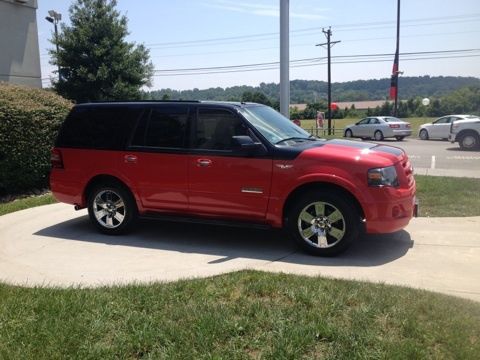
[363,187,417,234]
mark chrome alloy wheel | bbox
[93,190,126,229]
[297,201,346,248]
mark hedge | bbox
[0,83,72,195]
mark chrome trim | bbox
[241,187,264,194]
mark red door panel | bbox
[188,155,273,221]
[119,151,188,212]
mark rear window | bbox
[56,106,142,150]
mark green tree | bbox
[50,0,153,102]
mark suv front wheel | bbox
[87,184,137,235]
[287,190,359,256]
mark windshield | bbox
[240,106,312,145]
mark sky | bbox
[37,0,480,91]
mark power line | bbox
[151,49,480,75]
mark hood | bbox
[302,139,405,167]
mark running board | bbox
[140,213,271,230]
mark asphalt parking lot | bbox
[1,203,479,302]
[372,138,480,178]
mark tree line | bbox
[289,86,480,119]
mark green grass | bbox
[415,175,480,217]
[0,271,478,359]
[0,193,56,216]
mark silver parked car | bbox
[344,116,412,141]
[419,115,479,140]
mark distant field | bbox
[300,117,434,138]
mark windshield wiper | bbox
[275,136,316,145]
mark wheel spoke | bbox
[114,212,125,223]
[114,199,125,209]
[329,226,345,241]
[106,216,114,227]
[317,233,328,248]
[314,203,325,216]
[95,198,107,209]
[95,209,108,221]
[301,227,315,239]
[328,210,343,223]
[299,211,314,223]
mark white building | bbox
[0,0,41,88]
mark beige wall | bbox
[0,0,41,88]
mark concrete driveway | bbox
[1,203,479,302]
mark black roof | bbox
[74,100,262,110]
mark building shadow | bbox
[34,215,414,267]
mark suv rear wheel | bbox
[287,190,359,256]
[87,184,137,235]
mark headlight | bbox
[367,166,399,187]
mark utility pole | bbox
[316,27,340,135]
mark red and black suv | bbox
[50,101,417,256]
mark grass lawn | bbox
[1,271,479,359]
[0,193,56,216]
[415,175,480,217]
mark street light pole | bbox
[45,10,62,81]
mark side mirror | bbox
[232,136,266,155]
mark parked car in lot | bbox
[448,117,480,150]
[419,115,478,140]
[344,116,412,141]
[50,101,417,256]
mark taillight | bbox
[389,124,400,129]
[405,123,411,128]
[51,148,64,169]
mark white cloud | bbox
[202,0,326,20]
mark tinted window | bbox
[131,106,188,148]
[56,106,142,150]
[194,109,247,150]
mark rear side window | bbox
[56,106,142,150]
[131,105,188,148]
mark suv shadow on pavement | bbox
[34,215,414,267]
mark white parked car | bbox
[344,116,411,141]
[448,117,480,150]
[419,115,478,140]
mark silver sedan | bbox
[344,116,412,141]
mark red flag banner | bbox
[389,51,399,99]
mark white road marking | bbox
[446,156,480,160]
[431,155,436,169]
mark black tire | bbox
[395,136,405,141]
[344,129,353,138]
[286,190,360,256]
[459,132,480,150]
[87,183,138,235]
[374,130,384,141]
[419,129,429,140]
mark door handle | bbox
[124,154,138,163]
[197,159,212,167]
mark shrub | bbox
[0,83,72,195]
